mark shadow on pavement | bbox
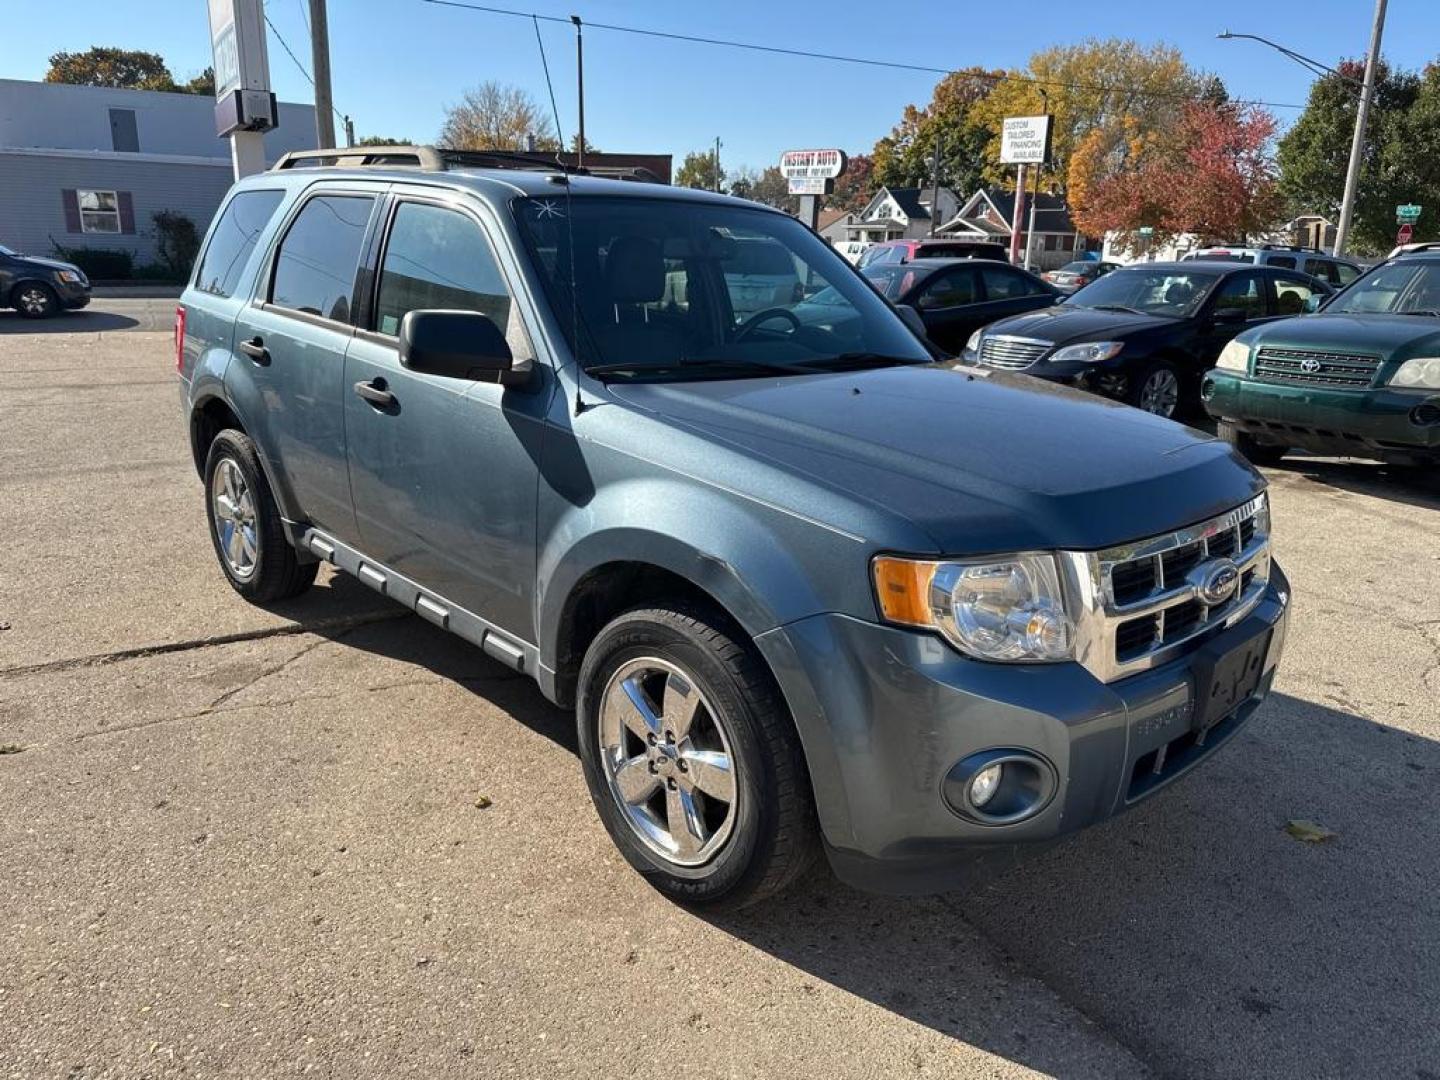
[0,310,140,334]
[1271,455,1440,510]
[275,593,1440,1078]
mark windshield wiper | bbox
[584,353,922,381]
[1398,309,1440,317]
[1087,304,1149,315]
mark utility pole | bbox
[308,0,336,149]
[571,16,585,167]
[1334,0,1387,257]
[928,133,942,238]
[343,115,355,148]
[1009,163,1027,265]
[714,136,722,193]
[1025,90,1049,271]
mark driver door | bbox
[1198,271,1272,366]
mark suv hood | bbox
[609,363,1261,553]
[1253,312,1440,361]
[982,304,1174,346]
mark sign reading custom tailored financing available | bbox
[781,149,848,195]
[1000,116,1052,164]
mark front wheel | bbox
[577,606,817,910]
[1126,360,1183,418]
[12,282,57,318]
[1217,420,1288,467]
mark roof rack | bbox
[270,144,664,183]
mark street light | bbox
[1217,0,1387,258]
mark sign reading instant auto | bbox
[1000,116,1052,164]
[780,149,848,181]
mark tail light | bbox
[174,305,186,373]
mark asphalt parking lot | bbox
[2,300,1438,1079]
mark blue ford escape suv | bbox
[177,146,1290,907]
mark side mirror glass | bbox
[1213,306,1249,325]
[399,309,517,383]
[894,302,928,340]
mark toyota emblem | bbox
[1299,356,1323,374]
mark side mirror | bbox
[399,309,518,384]
[1212,306,1248,325]
[894,302,928,340]
[1303,294,1322,314]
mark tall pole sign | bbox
[209,0,277,179]
[781,149,848,232]
[1000,115,1051,266]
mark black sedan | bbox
[965,261,1333,418]
[861,258,1061,354]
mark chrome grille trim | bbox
[978,334,1050,370]
[1059,494,1271,683]
[1254,346,1381,389]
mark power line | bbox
[421,0,1308,111]
[262,5,346,122]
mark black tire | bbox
[1217,419,1288,467]
[12,282,58,319]
[1125,358,1184,418]
[203,429,318,603]
[577,605,818,910]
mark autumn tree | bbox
[872,68,1001,195]
[440,81,556,150]
[1074,102,1283,250]
[970,40,1203,193]
[45,47,176,91]
[675,149,723,192]
[1277,60,1426,255]
[826,153,874,212]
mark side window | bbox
[1212,273,1268,319]
[916,268,977,309]
[374,202,513,336]
[1303,257,1340,286]
[1274,275,1321,316]
[1267,255,1297,269]
[981,266,1042,300]
[1335,262,1361,285]
[194,189,285,298]
[270,194,375,323]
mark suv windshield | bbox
[1065,268,1218,317]
[514,196,931,379]
[1326,260,1440,315]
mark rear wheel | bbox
[577,605,817,910]
[203,429,317,603]
[12,282,57,319]
[1126,360,1182,418]
[1217,420,1288,467]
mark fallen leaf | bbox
[0,745,24,755]
[473,795,493,810]
[1284,819,1337,843]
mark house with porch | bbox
[937,187,1092,270]
[845,186,962,244]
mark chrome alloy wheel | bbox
[1138,368,1180,417]
[18,286,52,316]
[211,458,258,579]
[597,657,738,867]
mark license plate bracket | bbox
[1191,629,1272,734]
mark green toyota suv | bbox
[1202,251,1440,468]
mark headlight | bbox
[56,269,83,283]
[1049,341,1123,364]
[1390,357,1440,389]
[965,329,983,354]
[872,553,1074,662]
[1216,339,1250,372]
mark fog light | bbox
[970,763,1003,807]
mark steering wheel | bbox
[734,307,803,341]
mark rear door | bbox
[908,265,983,352]
[342,189,550,639]
[230,186,380,542]
[1196,270,1274,366]
[977,264,1058,323]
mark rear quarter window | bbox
[193,189,285,298]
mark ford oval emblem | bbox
[1191,558,1241,606]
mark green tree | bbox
[1277,60,1425,255]
[872,68,1000,195]
[357,135,411,146]
[676,149,723,192]
[45,46,176,91]
[181,67,215,96]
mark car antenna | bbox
[532,15,587,416]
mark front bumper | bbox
[56,280,91,309]
[754,563,1290,894]
[1204,369,1440,462]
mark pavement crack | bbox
[0,610,409,680]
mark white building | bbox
[846,186,962,244]
[0,78,315,267]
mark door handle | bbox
[238,336,269,364]
[353,378,396,409]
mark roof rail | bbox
[270,144,664,183]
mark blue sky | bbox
[3,0,1434,173]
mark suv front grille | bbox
[1073,495,1271,681]
[1254,346,1380,389]
[978,335,1049,370]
